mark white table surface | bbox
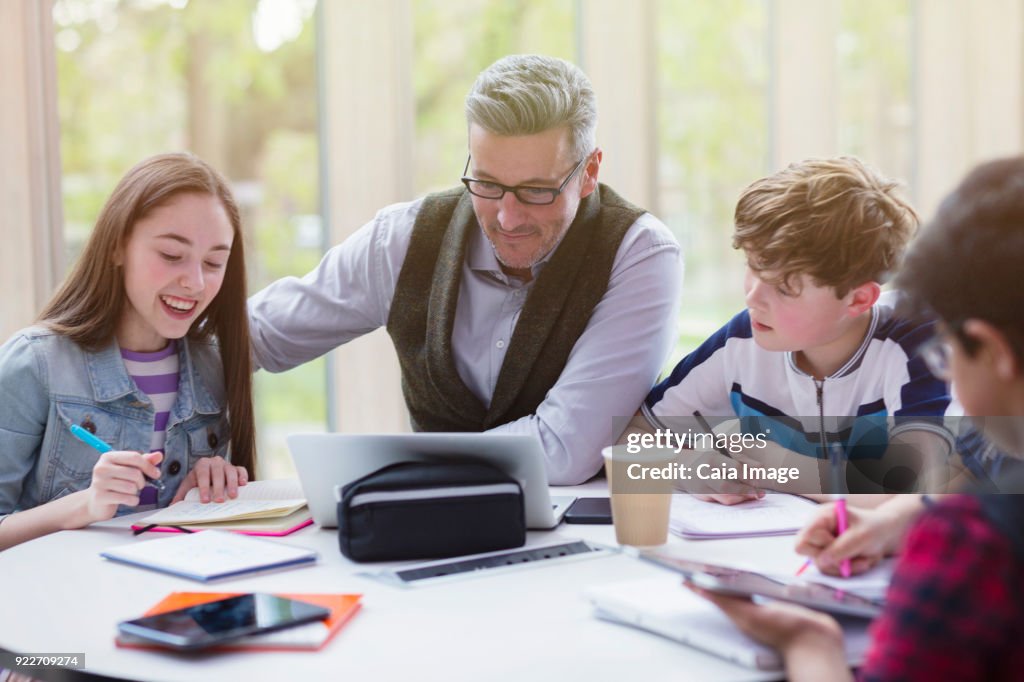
[0,484,808,682]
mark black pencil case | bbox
[335,460,526,562]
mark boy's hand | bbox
[691,490,765,505]
[796,500,911,575]
[687,581,842,651]
[675,448,764,503]
[171,455,248,504]
[687,581,850,682]
[84,450,163,523]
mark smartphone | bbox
[564,497,613,524]
[638,552,884,619]
[117,593,331,651]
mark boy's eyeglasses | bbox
[920,335,954,381]
[460,155,588,206]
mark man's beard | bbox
[482,221,564,272]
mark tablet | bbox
[637,552,884,619]
[117,593,330,650]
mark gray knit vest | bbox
[386,183,644,432]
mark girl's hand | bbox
[171,455,248,504]
[85,450,164,523]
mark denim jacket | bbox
[0,326,230,522]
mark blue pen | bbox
[69,424,166,492]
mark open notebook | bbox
[587,575,872,671]
[132,479,312,536]
[670,492,820,539]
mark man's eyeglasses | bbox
[919,335,953,381]
[461,155,588,206]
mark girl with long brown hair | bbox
[0,153,256,550]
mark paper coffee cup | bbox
[602,444,676,546]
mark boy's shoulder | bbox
[673,309,758,368]
[869,290,938,349]
[907,494,1017,569]
[648,309,765,403]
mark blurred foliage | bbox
[54,0,324,475]
[656,0,768,352]
[838,0,913,190]
[412,0,575,195]
[54,0,916,458]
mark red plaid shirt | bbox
[861,495,1024,681]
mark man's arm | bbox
[247,201,419,372]
[488,215,683,484]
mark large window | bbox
[54,0,323,478]
[654,0,915,362]
[837,0,913,193]
[412,0,576,195]
[32,0,1021,468]
[656,0,769,354]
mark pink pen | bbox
[834,495,851,578]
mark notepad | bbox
[131,507,314,537]
[101,530,318,582]
[140,479,307,526]
[115,592,361,651]
[670,492,819,539]
[587,575,871,671]
[769,559,895,603]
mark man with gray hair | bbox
[249,54,682,484]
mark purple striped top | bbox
[121,341,179,506]
[121,339,180,473]
[121,341,180,449]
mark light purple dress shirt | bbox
[248,195,683,484]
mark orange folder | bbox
[115,592,362,652]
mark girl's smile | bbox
[115,192,233,352]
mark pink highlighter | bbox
[834,495,851,578]
[794,496,852,578]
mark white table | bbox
[0,487,805,682]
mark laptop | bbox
[287,432,576,529]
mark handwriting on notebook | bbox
[670,493,818,538]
